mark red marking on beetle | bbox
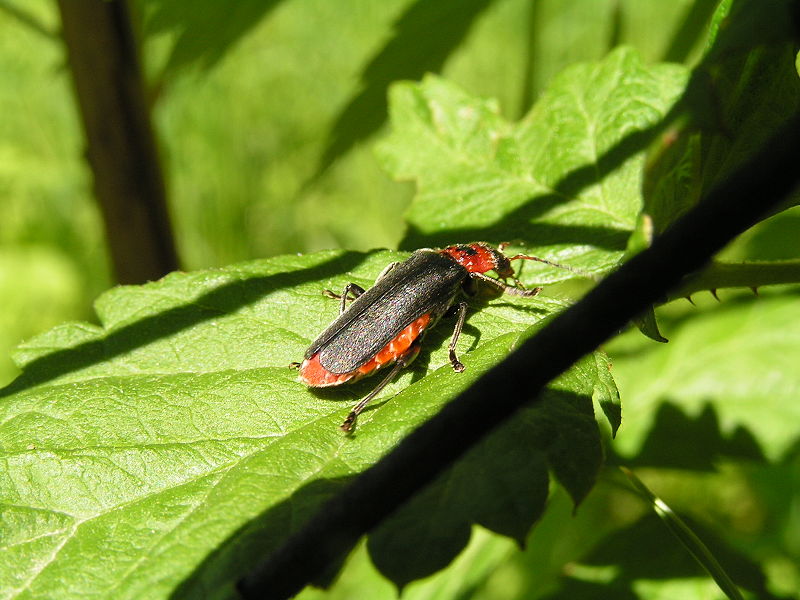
[440,243,518,280]
[298,354,349,386]
[441,244,498,273]
[300,313,431,387]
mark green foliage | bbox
[2,0,800,598]
[0,249,85,387]
[643,0,800,233]
[0,0,110,385]
[610,289,800,463]
[380,50,687,279]
[0,249,614,598]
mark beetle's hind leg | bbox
[341,337,421,433]
[340,361,402,433]
[323,283,366,315]
[447,301,469,373]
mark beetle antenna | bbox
[507,254,600,281]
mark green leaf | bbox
[0,249,612,598]
[377,47,688,283]
[592,351,622,437]
[367,355,605,588]
[607,289,800,463]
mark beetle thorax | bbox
[439,243,514,278]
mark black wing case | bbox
[305,250,467,374]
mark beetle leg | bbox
[323,283,367,315]
[448,301,468,373]
[324,261,399,315]
[341,360,404,433]
[504,283,543,297]
[470,272,542,297]
[341,338,421,433]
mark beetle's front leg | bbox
[471,272,542,297]
[323,261,400,315]
[374,260,401,283]
[323,283,366,315]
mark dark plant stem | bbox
[56,0,179,284]
[238,112,800,600]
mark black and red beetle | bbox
[297,242,562,432]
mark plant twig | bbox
[669,259,800,300]
[618,467,745,600]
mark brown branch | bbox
[56,0,179,284]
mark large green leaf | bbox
[367,356,606,589]
[378,48,688,282]
[608,289,800,463]
[0,249,615,598]
[2,44,714,597]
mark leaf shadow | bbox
[0,252,370,400]
[536,512,779,600]
[145,0,288,80]
[312,0,497,179]
[168,475,358,599]
[398,105,682,251]
[403,0,800,253]
[170,388,596,597]
[612,400,766,471]
[659,0,720,63]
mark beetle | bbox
[297,242,563,432]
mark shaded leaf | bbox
[368,357,606,588]
[608,289,800,462]
[643,0,800,233]
[377,48,688,282]
[539,513,775,600]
